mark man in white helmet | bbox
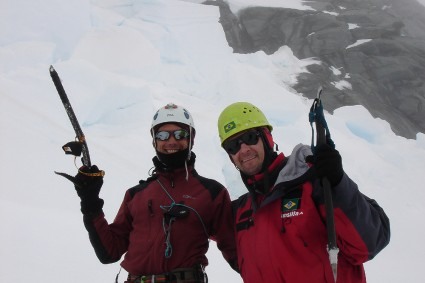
[72,103,237,283]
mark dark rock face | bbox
[207,0,425,139]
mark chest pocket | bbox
[280,187,303,233]
[236,208,254,232]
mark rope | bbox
[156,179,210,258]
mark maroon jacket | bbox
[233,144,390,283]
[83,155,237,275]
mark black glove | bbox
[74,165,104,216]
[313,144,344,187]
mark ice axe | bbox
[309,87,339,282]
[49,65,104,184]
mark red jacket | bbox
[83,155,237,275]
[233,144,390,283]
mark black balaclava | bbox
[155,148,190,169]
[153,150,196,173]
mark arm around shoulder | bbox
[210,187,239,272]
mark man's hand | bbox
[314,145,344,187]
[74,165,104,215]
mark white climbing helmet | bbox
[151,103,195,132]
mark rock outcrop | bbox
[206,0,425,139]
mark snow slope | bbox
[1,0,425,282]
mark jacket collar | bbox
[241,152,286,195]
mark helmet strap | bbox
[187,126,193,160]
[151,128,157,148]
[258,129,277,173]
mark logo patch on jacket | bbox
[281,198,303,218]
[282,198,299,211]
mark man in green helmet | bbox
[217,102,390,283]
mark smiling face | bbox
[155,123,189,154]
[228,131,265,176]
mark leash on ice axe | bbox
[49,65,104,185]
[309,87,339,282]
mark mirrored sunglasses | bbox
[155,129,189,141]
[223,130,260,155]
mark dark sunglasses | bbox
[155,129,189,141]
[223,130,260,155]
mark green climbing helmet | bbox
[217,102,272,145]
